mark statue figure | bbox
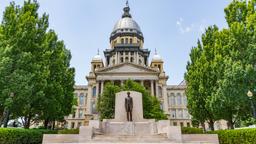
[125,92,133,121]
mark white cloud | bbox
[176,18,207,34]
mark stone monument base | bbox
[43,120,219,144]
[42,91,218,143]
[102,121,157,136]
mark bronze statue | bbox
[125,92,133,121]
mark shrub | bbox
[0,128,56,144]
[181,127,204,134]
[208,128,256,144]
[58,129,79,134]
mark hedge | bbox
[0,128,57,144]
[208,128,256,144]
[181,127,204,134]
[57,129,79,134]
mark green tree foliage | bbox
[97,82,121,120]
[0,0,75,128]
[185,0,256,130]
[97,80,167,120]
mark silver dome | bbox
[113,17,141,33]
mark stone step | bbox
[92,134,171,143]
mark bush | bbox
[208,128,256,144]
[0,128,56,144]
[58,129,79,134]
[181,127,204,134]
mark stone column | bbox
[140,80,144,86]
[156,82,159,98]
[128,52,131,62]
[96,82,99,98]
[117,52,119,64]
[86,85,92,114]
[101,81,104,95]
[136,52,139,64]
[162,85,168,113]
[151,80,154,96]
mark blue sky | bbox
[0,0,231,85]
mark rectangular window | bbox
[79,109,83,118]
[170,93,175,105]
[178,109,183,118]
[168,96,171,106]
[71,122,75,129]
[92,87,96,97]
[173,122,177,126]
[180,122,184,127]
[177,93,182,105]
[187,122,191,127]
[79,93,84,106]
[183,94,187,105]
[171,109,176,118]
[72,110,76,118]
[77,122,82,128]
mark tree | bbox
[185,26,220,131]
[97,80,167,120]
[0,0,75,128]
[97,82,121,120]
[186,0,256,130]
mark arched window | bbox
[92,86,96,97]
[120,57,124,63]
[125,38,128,44]
[121,38,124,44]
[125,57,129,62]
[130,57,134,63]
[130,38,133,44]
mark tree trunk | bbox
[208,119,215,131]
[0,111,5,127]
[51,120,55,130]
[227,120,235,129]
[24,114,32,129]
[3,108,10,128]
[44,118,49,129]
[200,122,206,132]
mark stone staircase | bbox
[92,134,172,143]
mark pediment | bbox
[96,63,158,74]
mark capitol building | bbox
[65,3,191,129]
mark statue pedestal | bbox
[102,120,157,136]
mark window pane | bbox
[79,93,85,106]
[79,109,83,118]
[92,87,96,97]
[177,93,182,105]
[171,109,176,118]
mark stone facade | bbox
[64,4,192,129]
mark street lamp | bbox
[247,90,256,118]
